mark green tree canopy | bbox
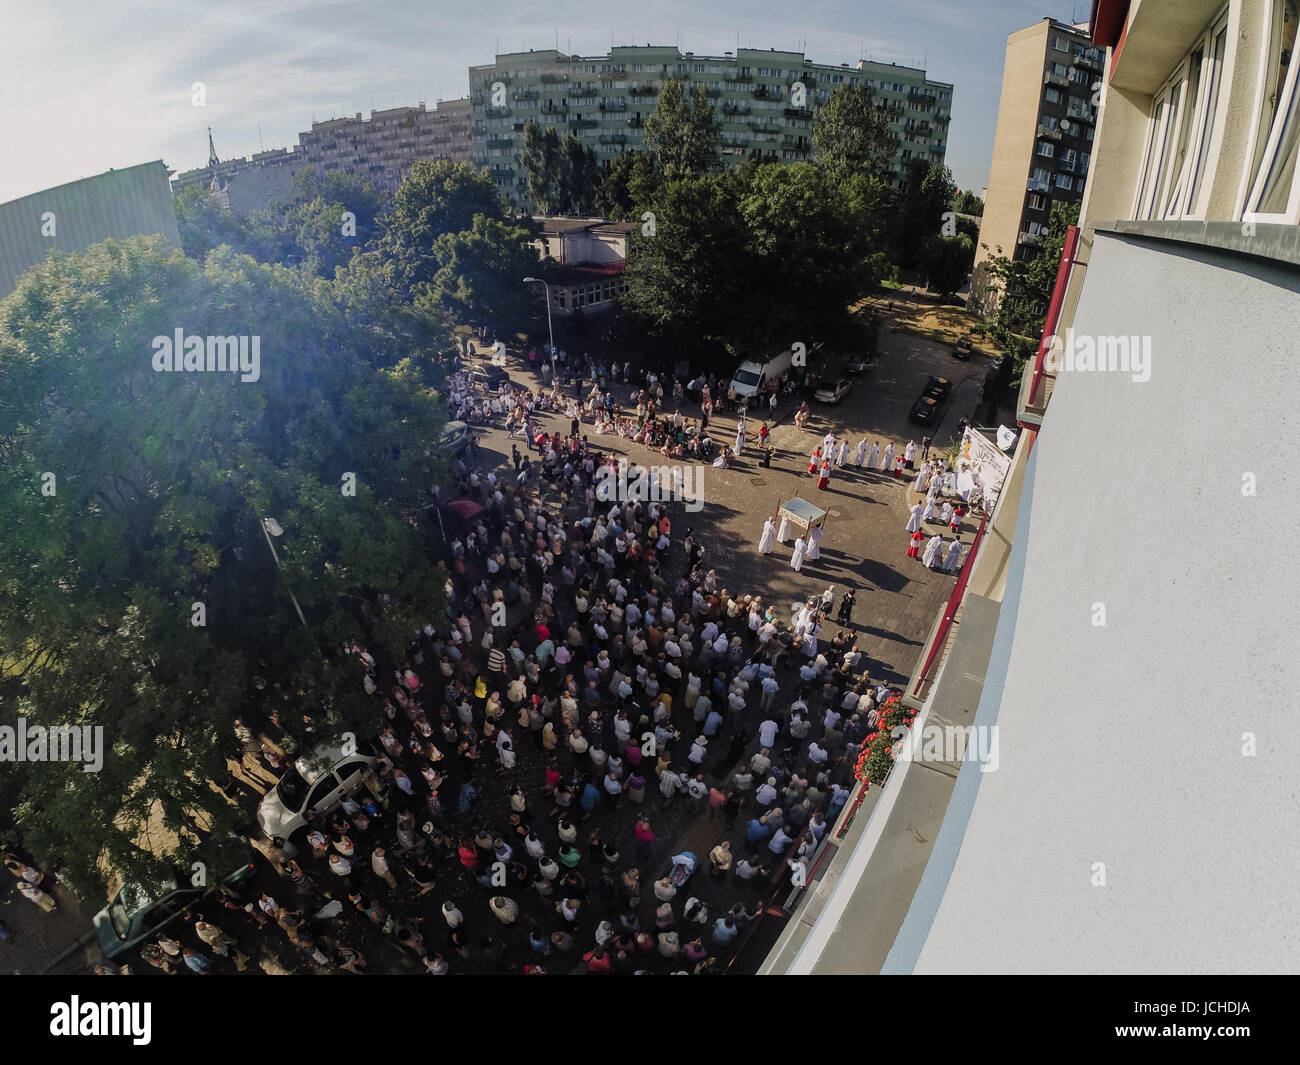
[642,80,721,182]
[0,236,449,895]
[812,83,899,186]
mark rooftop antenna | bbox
[257,123,264,152]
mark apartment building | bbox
[468,46,953,207]
[761,0,1300,976]
[170,99,473,210]
[971,19,1104,314]
[295,99,472,192]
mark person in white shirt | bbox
[755,777,778,806]
[758,719,779,748]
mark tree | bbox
[594,152,661,220]
[980,200,1081,390]
[0,236,449,895]
[558,133,599,216]
[379,160,507,295]
[642,80,721,182]
[892,160,958,271]
[812,83,899,186]
[520,121,564,214]
[918,232,975,300]
[953,189,985,217]
[428,214,544,333]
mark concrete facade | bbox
[971,19,1102,315]
[0,161,180,301]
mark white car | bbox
[256,743,377,839]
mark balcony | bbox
[783,107,813,119]
[540,73,565,83]
[599,133,628,145]
[1018,230,1041,247]
[569,119,598,129]
[722,102,750,115]
[486,106,511,117]
[568,86,597,98]
[541,104,568,114]
[1044,71,1069,88]
[627,117,644,128]
[908,88,937,101]
[599,101,626,112]
[1027,178,1051,193]
[628,86,657,97]
[512,90,539,102]
[486,137,513,149]
[1071,49,1104,73]
[753,87,771,98]
[1037,125,1062,141]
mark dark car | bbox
[93,837,258,961]
[952,336,973,359]
[467,364,511,393]
[909,396,940,425]
[923,376,952,400]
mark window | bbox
[1055,174,1074,190]
[1045,88,1062,105]
[1038,140,1055,158]
[1245,0,1300,220]
[1133,78,1181,218]
[1052,63,1067,77]
[1051,35,1069,53]
[1028,193,1047,211]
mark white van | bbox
[728,348,796,399]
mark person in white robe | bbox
[942,539,963,573]
[790,536,807,572]
[938,501,954,526]
[855,438,870,466]
[921,498,936,523]
[867,443,881,469]
[735,422,746,455]
[801,623,820,658]
[776,513,793,543]
[912,464,929,493]
[921,535,944,568]
[807,525,824,560]
[758,517,776,555]
[835,440,849,466]
[926,479,940,505]
[904,440,917,466]
[905,503,923,534]
[880,443,894,471]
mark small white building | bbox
[532,217,636,315]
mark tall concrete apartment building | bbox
[295,99,472,191]
[468,46,953,207]
[170,99,472,210]
[971,19,1105,313]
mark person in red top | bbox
[949,505,964,534]
[545,763,562,794]
[457,839,477,870]
[759,422,770,446]
[634,816,656,861]
[583,946,612,973]
[907,530,924,558]
[625,740,643,768]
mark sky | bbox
[0,0,1086,205]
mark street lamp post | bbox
[260,516,310,632]
[522,276,556,379]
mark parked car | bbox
[813,378,854,404]
[909,395,941,425]
[93,836,258,961]
[844,352,878,375]
[257,742,378,840]
[467,364,511,393]
[952,336,974,359]
[439,420,474,456]
[923,375,953,400]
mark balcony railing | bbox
[628,86,657,97]
[1037,125,1062,141]
[599,133,628,145]
[599,102,626,111]
[1027,178,1051,193]
[569,119,598,129]
[1044,71,1069,88]
[486,137,513,149]
[783,106,813,119]
[540,73,565,83]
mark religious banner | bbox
[955,427,1012,507]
